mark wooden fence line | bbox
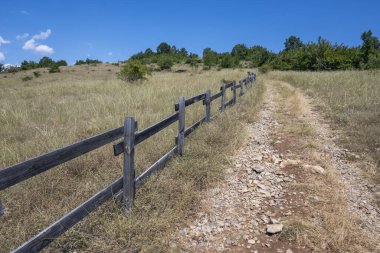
[0,72,256,253]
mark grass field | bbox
[0,65,263,252]
[267,70,380,181]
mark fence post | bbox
[205,90,211,122]
[221,83,226,111]
[239,80,244,96]
[177,96,185,156]
[232,81,237,104]
[123,116,136,210]
[0,200,4,217]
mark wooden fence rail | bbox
[0,72,256,253]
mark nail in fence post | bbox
[205,90,211,122]
[123,116,136,210]
[232,81,237,104]
[221,83,226,111]
[178,96,185,156]
[239,80,244,96]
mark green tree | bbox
[38,57,55,68]
[157,42,171,54]
[360,30,380,69]
[118,60,150,82]
[203,48,218,69]
[185,53,199,69]
[231,44,249,60]
[21,60,39,70]
[157,55,174,70]
[284,36,303,51]
[144,48,154,57]
[247,46,272,67]
[179,48,188,58]
[48,64,60,73]
[220,53,237,68]
[56,60,68,67]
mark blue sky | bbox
[0,0,379,65]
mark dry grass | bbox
[0,65,263,252]
[267,70,380,181]
[271,81,376,252]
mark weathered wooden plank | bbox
[113,112,179,156]
[11,177,123,253]
[220,82,234,90]
[135,146,178,187]
[184,117,206,137]
[205,90,211,122]
[0,199,4,217]
[177,97,185,156]
[224,98,235,108]
[123,117,135,209]
[210,91,222,102]
[114,146,178,202]
[174,93,206,111]
[0,126,124,191]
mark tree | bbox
[157,55,174,70]
[220,53,238,68]
[247,46,272,67]
[185,53,199,69]
[231,44,249,60]
[284,36,303,51]
[38,57,55,68]
[157,42,171,54]
[203,48,218,69]
[56,60,68,67]
[360,30,380,68]
[144,48,154,57]
[179,48,188,58]
[118,60,150,82]
[48,64,60,73]
[21,60,39,70]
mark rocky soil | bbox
[172,81,380,252]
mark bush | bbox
[118,61,150,82]
[48,64,60,73]
[33,71,41,78]
[22,76,33,81]
[258,64,271,74]
[157,56,174,70]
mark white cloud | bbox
[107,52,113,56]
[0,52,5,62]
[20,10,30,15]
[16,33,29,40]
[22,29,54,55]
[32,29,51,40]
[35,45,54,54]
[0,36,11,46]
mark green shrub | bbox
[157,56,174,70]
[258,64,271,74]
[48,64,60,73]
[22,76,33,81]
[118,60,150,82]
[33,71,41,78]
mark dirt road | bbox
[172,79,380,252]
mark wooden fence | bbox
[0,72,256,253]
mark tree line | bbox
[0,57,104,73]
[1,30,379,74]
[127,30,380,71]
